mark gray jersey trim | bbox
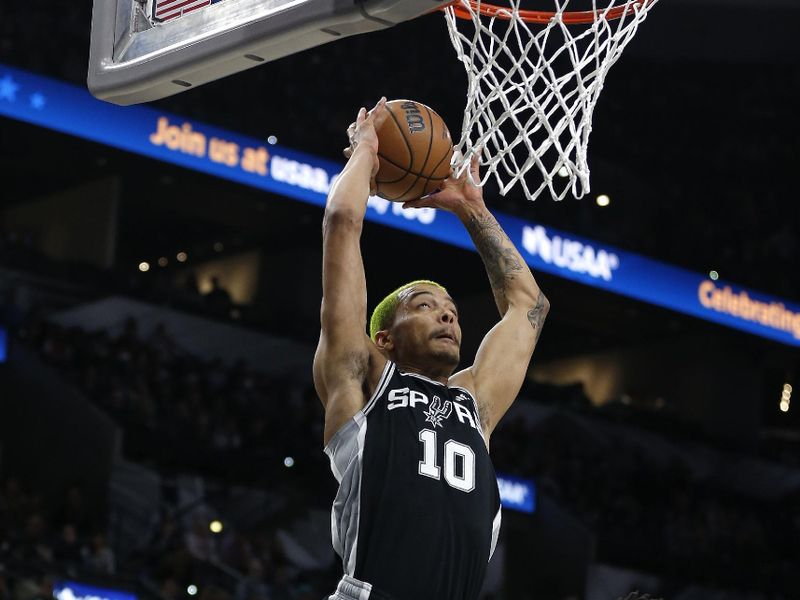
[324,413,367,575]
[324,360,394,481]
[328,574,374,600]
[324,360,394,576]
[489,506,502,561]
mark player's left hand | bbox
[401,151,485,215]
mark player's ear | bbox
[374,330,394,352]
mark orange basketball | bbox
[374,100,454,203]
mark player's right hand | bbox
[343,97,387,187]
[402,151,485,217]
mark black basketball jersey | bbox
[324,360,502,600]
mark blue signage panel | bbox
[496,473,536,514]
[2,64,799,347]
[54,581,137,600]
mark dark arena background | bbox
[1,1,799,599]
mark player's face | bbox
[390,285,461,370]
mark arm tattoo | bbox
[465,213,524,307]
[527,293,548,344]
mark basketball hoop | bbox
[442,0,659,201]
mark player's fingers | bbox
[371,96,387,113]
[470,150,481,173]
[369,97,388,127]
[356,107,367,127]
[451,162,468,183]
[343,147,353,159]
[403,196,433,209]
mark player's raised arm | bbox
[314,99,389,446]
[403,155,549,437]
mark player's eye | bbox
[419,302,430,308]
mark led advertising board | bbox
[2,64,798,347]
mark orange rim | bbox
[442,0,652,24]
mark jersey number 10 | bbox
[418,429,476,493]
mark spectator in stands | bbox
[51,523,84,573]
[8,308,800,597]
[54,484,93,535]
[235,558,271,600]
[17,513,53,564]
[146,321,179,362]
[204,276,232,318]
[13,573,55,600]
[84,532,115,575]
[185,515,218,563]
[160,578,180,600]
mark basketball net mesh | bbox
[444,0,658,201]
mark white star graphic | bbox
[0,75,20,102]
[30,93,46,110]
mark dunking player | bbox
[314,98,550,600]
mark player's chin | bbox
[429,344,460,368]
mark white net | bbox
[444,0,658,201]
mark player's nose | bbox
[439,309,455,323]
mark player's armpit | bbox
[314,332,388,444]
[452,293,549,437]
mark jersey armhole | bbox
[323,361,394,456]
[450,385,489,442]
[363,360,394,415]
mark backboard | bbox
[88,0,447,105]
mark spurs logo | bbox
[423,395,452,429]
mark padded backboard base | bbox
[89,0,446,105]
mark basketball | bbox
[374,100,454,203]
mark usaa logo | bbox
[522,225,620,281]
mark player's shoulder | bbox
[447,368,477,399]
[448,368,493,437]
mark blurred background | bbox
[1,0,799,599]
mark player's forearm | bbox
[324,145,373,223]
[459,204,546,316]
[320,146,372,340]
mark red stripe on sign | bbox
[182,2,210,14]
[156,8,180,18]
[156,0,210,18]
[156,0,183,8]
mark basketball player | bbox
[314,98,549,600]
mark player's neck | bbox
[395,362,450,385]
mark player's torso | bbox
[325,361,501,600]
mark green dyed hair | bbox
[369,280,448,341]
